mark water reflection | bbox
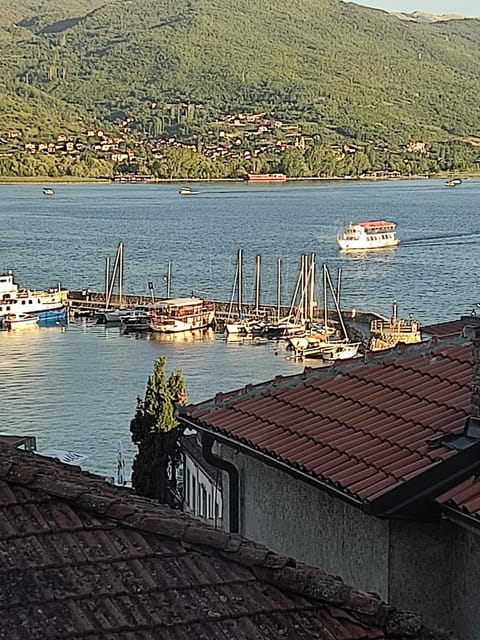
[147,328,216,343]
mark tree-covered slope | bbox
[1,0,479,143]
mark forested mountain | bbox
[1,0,479,145]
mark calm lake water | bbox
[0,178,479,477]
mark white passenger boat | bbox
[4,313,39,331]
[0,271,67,322]
[337,221,400,251]
[149,297,215,333]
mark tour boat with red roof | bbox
[337,220,399,251]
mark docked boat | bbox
[368,302,422,351]
[149,297,215,333]
[337,221,400,252]
[120,309,151,333]
[4,313,39,331]
[321,341,361,361]
[42,188,55,196]
[0,271,67,322]
[243,173,287,183]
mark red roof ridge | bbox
[189,333,471,417]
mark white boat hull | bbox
[337,237,399,251]
[321,342,361,361]
[0,271,66,319]
[337,220,399,252]
[4,314,39,331]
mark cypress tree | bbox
[130,356,187,505]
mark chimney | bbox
[471,325,480,419]
[464,325,480,418]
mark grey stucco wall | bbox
[222,444,390,598]
[451,523,480,640]
[388,519,455,631]
[219,443,476,638]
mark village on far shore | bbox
[2,106,480,180]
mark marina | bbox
[0,178,479,479]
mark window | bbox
[192,477,196,514]
[186,468,190,504]
[201,485,207,518]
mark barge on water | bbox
[243,173,287,183]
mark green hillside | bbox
[0,0,479,144]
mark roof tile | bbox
[0,445,455,640]
[186,337,474,508]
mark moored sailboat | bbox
[288,264,361,361]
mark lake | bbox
[0,178,478,478]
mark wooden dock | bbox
[66,290,375,334]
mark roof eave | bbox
[367,440,480,517]
[179,414,367,511]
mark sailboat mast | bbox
[323,263,328,331]
[277,258,282,322]
[309,253,315,323]
[303,254,308,321]
[106,244,121,309]
[104,256,110,309]
[166,262,172,298]
[238,248,243,316]
[227,256,239,321]
[325,265,349,340]
[118,242,124,308]
[254,255,261,315]
[289,257,304,323]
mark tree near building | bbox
[130,357,187,506]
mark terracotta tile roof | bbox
[423,317,480,340]
[182,340,476,511]
[0,446,454,640]
[438,475,480,523]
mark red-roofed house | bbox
[180,319,480,639]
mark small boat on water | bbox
[4,313,39,331]
[43,188,55,196]
[179,187,199,195]
[445,178,462,187]
[149,297,215,333]
[0,270,67,322]
[337,221,400,252]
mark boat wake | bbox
[402,231,480,246]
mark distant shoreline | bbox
[0,173,478,186]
